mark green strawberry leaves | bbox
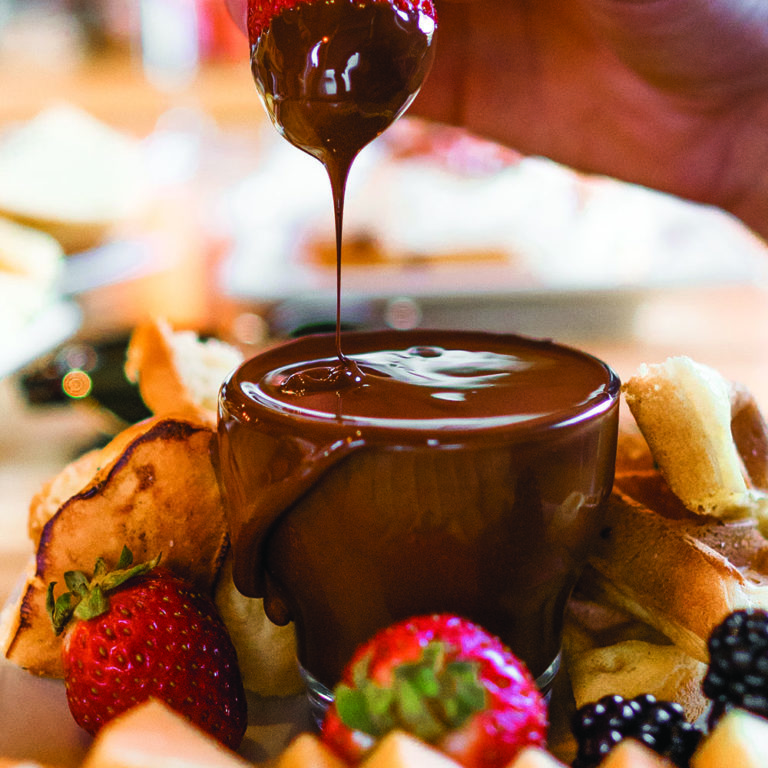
[47,546,161,635]
[334,641,487,744]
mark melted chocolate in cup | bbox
[218,329,621,705]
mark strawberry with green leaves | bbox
[47,547,247,750]
[320,614,548,767]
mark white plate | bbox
[0,301,81,380]
[220,129,768,340]
[0,652,314,765]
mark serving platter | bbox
[0,651,314,766]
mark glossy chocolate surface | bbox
[251,0,436,184]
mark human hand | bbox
[415,0,768,238]
[224,0,768,239]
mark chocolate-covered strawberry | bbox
[247,0,437,181]
[321,613,548,767]
[48,547,247,750]
[246,0,437,46]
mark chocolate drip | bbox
[251,0,436,367]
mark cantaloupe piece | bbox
[692,709,768,768]
[276,733,347,768]
[80,699,249,768]
[506,745,568,766]
[601,740,674,767]
[361,731,460,768]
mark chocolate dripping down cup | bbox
[217,329,620,717]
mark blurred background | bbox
[3,0,768,358]
[1,10,768,760]
[2,0,768,569]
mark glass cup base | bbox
[300,648,562,728]
[300,665,335,729]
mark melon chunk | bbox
[692,709,768,768]
[361,731,460,768]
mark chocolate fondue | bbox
[218,330,620,691]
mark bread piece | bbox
[2,417,229,677]
[564,567,708,721]
[27,415,189,545]
[622,357,768,518]
[27,448,102,545]
[213,555,302,697]
[588,361,768,669]
[565,364,768,723]
[125,317,243,427]
[568,639,707,719]
[588,482,768,664]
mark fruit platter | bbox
[3,314,768,768]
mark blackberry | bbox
[571,693,703,768]
[703,608,768,728]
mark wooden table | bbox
[0,49,263,135]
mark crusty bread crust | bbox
[589,481,768,664]
[623,357,768,518]
[124,317,242,428]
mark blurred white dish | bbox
[0,105,146,253]
[220,121,768,338]
[0,300,81,379]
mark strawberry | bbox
[320,614,548,767]
[47,548,247,750]
[247,0,437,45]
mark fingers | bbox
[224,0,247,34]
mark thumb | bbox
[224,0,248,35]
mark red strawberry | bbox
[247,0,437,45]
[320,614,548,767]
[47,548,247,750]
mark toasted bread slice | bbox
[2,417,228,677]
[578,359,768,679]
[564,565,708,721]
[588,478,768,665]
